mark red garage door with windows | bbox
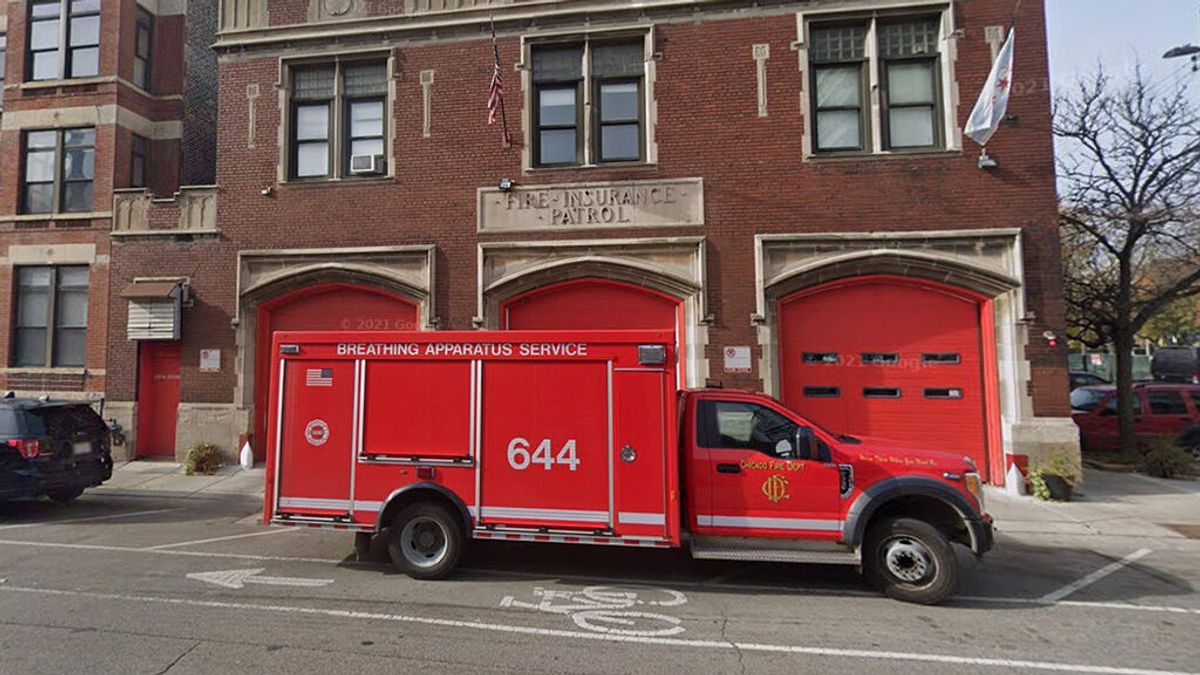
[254,283,418,460]
[779,276,996,481]
[501,279,681,331]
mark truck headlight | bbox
[964,471,984,511]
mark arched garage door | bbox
[254,283,419,459]
[778,276,993,480]
[501,278,681,331]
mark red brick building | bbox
[0,1,215,417]
[109,0,1075,483]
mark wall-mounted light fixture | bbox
[498,178,517,191]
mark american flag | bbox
[305,368,333,388]
[487,19,510,147]
[487,42,504,125]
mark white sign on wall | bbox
[200,349,221,372]
[724,346,751,373]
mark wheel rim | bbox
[881,535,937,586]
[399,516,449,569]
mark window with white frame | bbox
[808,14,945,154]
[530,39,646,167]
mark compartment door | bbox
[612,368,670,539]
[275,360,357,519]
[479,361,611,531]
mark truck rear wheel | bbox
[387,503,464,580]
[863,517,957,605]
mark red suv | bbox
[1071,383,1200,459]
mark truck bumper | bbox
[969,513,995,555]
[0,453,113,500]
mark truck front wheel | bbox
[862,517,957,605]
[387,503,464,580]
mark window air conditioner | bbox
[350,154,385,175]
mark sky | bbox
[1046,0,1200,96]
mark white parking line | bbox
[143,528,297,550]
[0,508,184,531]
[0,584,1193,675]
[1039,548,1152,603]
[0,538,344,564]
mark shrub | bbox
[1140,441,1193,479]
[184,443,223,476]
[1027,452,1081,501]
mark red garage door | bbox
[254,283,418,459]
[779,276,993,480]
[502,279,680,331]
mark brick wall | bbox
[112,0,1068,418]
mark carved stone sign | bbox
[477,178,704,233]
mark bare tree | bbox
[1057,68,1200,453]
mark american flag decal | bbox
[306,368,333,388]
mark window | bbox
[809,15,944,153]
[1147,391,1188,416]
[803,386,840,398]
[863,387,901,398]
[134,8,153,91]
[802,352,839,364]
[12,266,89,368]
[22,128,95,214]
[924,387,963,399]
[131,135,148,188]
[861,352,899,365]
[532,40,645,167]
[28,0,100,81]
[0,34,7,106]
[922,352,961,365]
[288,60,387,180]
[701,401,799,458]
[1101,393,1142,416]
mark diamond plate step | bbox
[689,536,860,565]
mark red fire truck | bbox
[264,330,992,604]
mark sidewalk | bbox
[97,460,266,499]
[987,468,1200,539]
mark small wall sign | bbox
[724,346,751,373]
[200,349,221,372]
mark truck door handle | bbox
[716,463,741,474]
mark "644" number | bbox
[507,438,580,471]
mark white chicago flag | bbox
[964,28,1014,147]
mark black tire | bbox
[1178,427,1200,462]
[862,517,957,605]
[387,503,464,580]
[48,487,85,505]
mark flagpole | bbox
[490,16,512,149]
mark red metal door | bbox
[254,284,417,460]
[137,341,180,458]
[274,359,357,518]
[780,277,991,479]
[478,360,611,530]
[501,278,679,331]
[612,368,671,539]
[693,398,842,540]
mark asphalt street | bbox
[0,490,1197,675]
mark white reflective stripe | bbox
[617,512,667,526]
[353,500,383,512]
[279,497,350,510]
[695,514,843,532]
[480,506,609,523]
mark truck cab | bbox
[680,389,991,604]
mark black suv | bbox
[0,397,113,504]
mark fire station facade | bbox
[106,0,1075,485]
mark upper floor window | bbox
[531,40,645,167]
[809,15,944,154]
[289,60,388,180]
[0,34,8,106]
[131,134,148,188]
[134,8,153,91]
[12,265,90,368]
[22,128,95,214]
[28,0,101,82]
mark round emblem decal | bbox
[304,419,330,447]
[322,0,354,16]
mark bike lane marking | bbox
[0,584,1193,675]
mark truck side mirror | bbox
[794,426,815,460]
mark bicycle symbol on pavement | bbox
[500,585,688,637]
